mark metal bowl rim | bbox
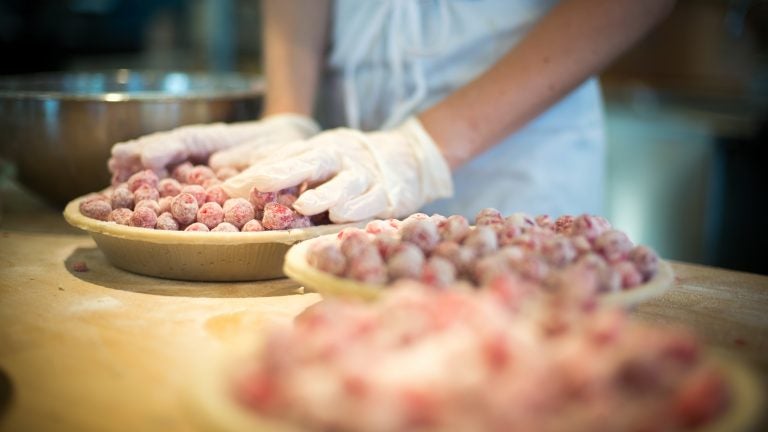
[0,69,265,101]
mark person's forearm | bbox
[419,0,676,169]
[261,0,331,117]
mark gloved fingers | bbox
[135,131,188,175]
[292,170,371,216]
[173,123,234,161]
[213,120,271,142]
[156,120,271,166]
[221,148,341,197]
[108,116,320,182]
[208,125,316,170]
[250,148,341,191]
[110,140,141,163]
[208,142,261,171]
[328,184,389,223]
[244,139,313,166]
[183,116,319,163]
[108,140,144,182]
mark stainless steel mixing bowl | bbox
[0,69,263,206]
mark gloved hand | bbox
[107,113,320,183]
[221,117,453,223]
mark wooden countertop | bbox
[1,180,767,432]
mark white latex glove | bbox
[108,113,320,183]
[221,117,453,223]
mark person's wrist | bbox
[260,113,321,138]
[261,99,313,120]
[418,110,475,170]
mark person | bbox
[108,0,676,223]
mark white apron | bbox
[317,0,606,219]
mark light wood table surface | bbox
[1,179,767,432]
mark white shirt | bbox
[317,0,606,219]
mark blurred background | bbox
[0,0,766,275]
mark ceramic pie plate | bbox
[283,233,676,306]
[186,340,764,432]
[63,195,365,282]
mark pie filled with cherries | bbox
[288,210,672,302]
[228,280,732,432]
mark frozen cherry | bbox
[197,202,225,229]
[438,214,470,242]
[420,256,457,288]
[171,193,199,225]
[249,188,277,219]
[156,212,180,231]
[387,243,426,281]
[157,178,182,198]
[108,208,133,225]
[261,202,294,231]
[129,206,157,229]
[307,239,347,276]
[134,199,161,215]
[181,184,207,207]
[110,186,134,209]
[171,162,193,183]
[79,196,112,221]
[595,230,634,263]
[205,185,229,206]
[463,226,498,256]
[187,165,216,185]
[184,222,210,232]
[223,198,256,229]
[242,219,265,232]
[126,169,159,192]
[399,218,440,253]
[212,222,239,232]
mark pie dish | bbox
[283,231,675,307]
[192,349,762,432]
[187,285,763,432]
[63,195,365,281]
